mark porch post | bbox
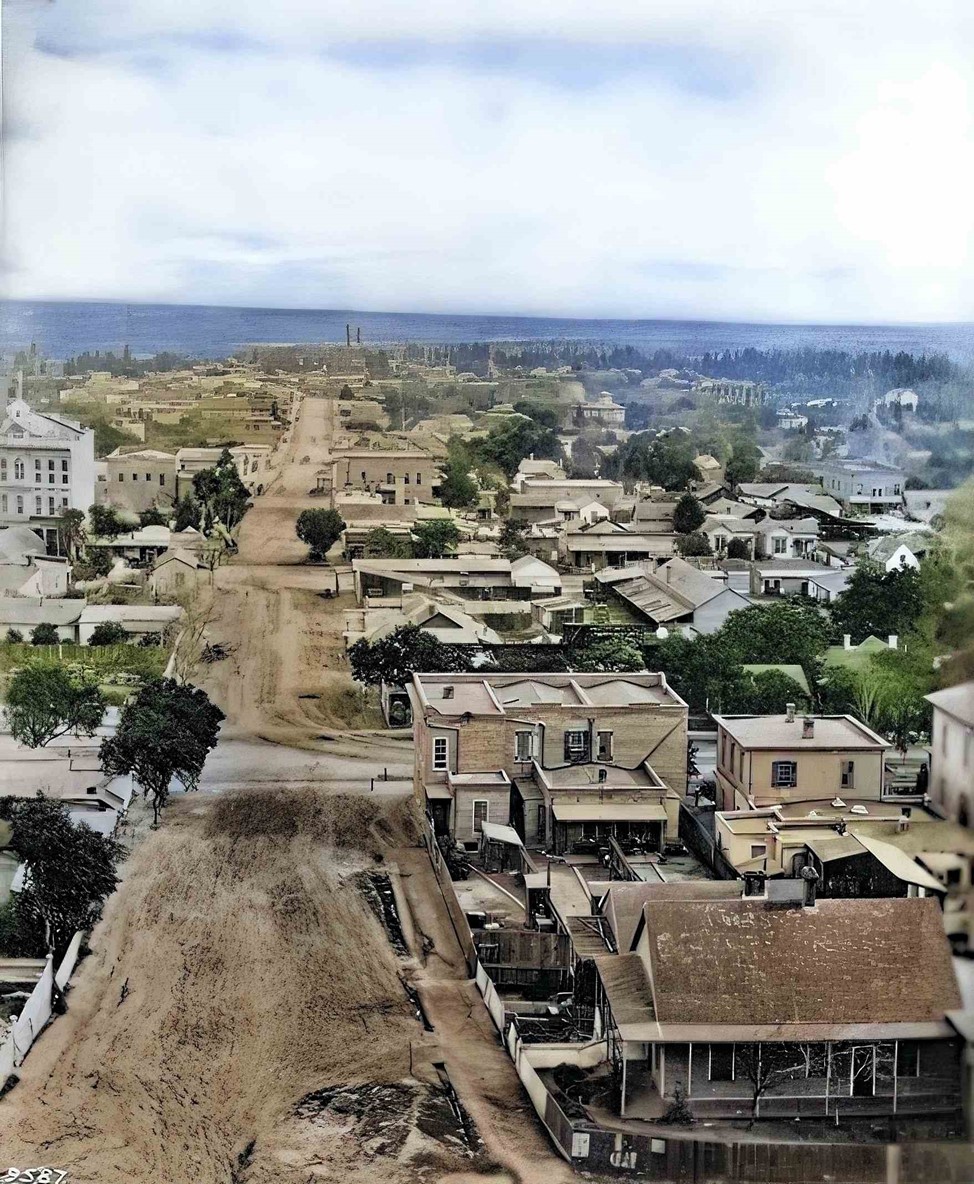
[621,1045,628,1117]
[825,1042,831,1116]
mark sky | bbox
[2,0,973,323]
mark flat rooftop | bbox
[413,673,686,717]
[713,714,888,750]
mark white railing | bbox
[0,931,84,1082]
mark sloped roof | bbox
[927,681,974,728]
[600,880,741,953]
[642,896,959,1025]
[593,954,656,1025]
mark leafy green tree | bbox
[830,561,925,645]
[651,634,754,715]
[719,601,831,670]
[726,537,750,560]
[411,520,461,559]
[296,508,346,560]
[7,664,106,747]
[100,679,224,825]
[88,503,126,539]
[475,418,562,477]
[513,400,559,429]
[192,448,251,534]
[673,493,706,534]
[139,506,169,527]
[570,638,644,673]
[348,625,469,687]
[56,507,86,559]
[0,795,123,956]
[725,439,762,486]
[499,518,530,559]
[30,623,60,646]
[88,621,129,646]
[740,669,811,714]
[173,494,200,532]
[363,527,413,559]
[437,457,479,509]
[676,532,712,557]
[5,629,23,644]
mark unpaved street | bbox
[0,393,574,1184]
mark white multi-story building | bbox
[0,399,96,552]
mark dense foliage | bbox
[7,664,107,747]
[295,508,346,560]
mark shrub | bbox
[5,629,23,644]
[88,622,130,647]
[30,623,60,646]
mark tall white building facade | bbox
[0,399,96,552]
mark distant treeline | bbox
[404,340,967,400]
[63,348,194,377]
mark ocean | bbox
[1,299,973,364]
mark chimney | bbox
[843,633,852,650]
[785,702,796,723]
[888,634,898,650]
[897,805,911,833]
[802,717,815,739]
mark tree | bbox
[7,665,107,747]
[173,493,200,532]
[726,537,750,560]
[651,633,754,715]
[725,440,762,486]
[830,561,926,645]
[675,532,712,557]
[192,448,251,534]
[437,458,479,509]
[30,623,60,645]
[5,629,23,644]
[673,493,706,534]
[139,506,169,527]
[741,669,811,714]
[569,638,644,673]
[295,508,346,561]
[475,417,562,477]
[348,625,469,688]
[89,503,126,539]
[363,527,413,559]
[734,1042,827,1128]
[719,601,831,670]
[412,520,461,559]
[56,507,86,559]
[100,679,224,825]
[0,795,123,956]
[499,518,530,559]
[88,621,129,646]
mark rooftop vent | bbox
[802,717,815,739]
[831,797,846,808]
[850,804,868,815]
[785,702,796,722]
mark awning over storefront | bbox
[552,802,668,823]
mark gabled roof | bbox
[641,896,959,1025]
[926,681,974,728]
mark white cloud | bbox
[2,0,972,321]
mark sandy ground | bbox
[1,395,576,1184]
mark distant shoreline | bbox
[2,298,972,364]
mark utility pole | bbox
[346,323,351,347]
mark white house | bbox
[0,399,96,553]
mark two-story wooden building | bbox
[712,711,889,812]
[408,672,688,848]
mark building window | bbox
[160,474,166,485]
[416,473,422,485]
[14,459,24,480]
[750,843,767,859]
[61,472,68,485]
[34,496,41,515]
[709,1045,735,1081]
[16,496,23,514]
[841,760,855,789]
[61,497,68,508]
[61,459,68,472]
[132,473,138,481]
[515,731,534,761]
[34,459,41,476]
[564,729,591,763]
[536,804,546,838]
[48,497,55,515]
[403,473,410,485]
[597,730,613,761]
[773,536,788,554]
[146,473,152,482]
[118,473,125,482]
[473,800,489,834]
[1,495,6,512]
[386,472,394,485]
[771,760,798,788]
[898,1042,920,1076]
[432,736,448,771]
[47,459,54,471]
[0,459,5,479]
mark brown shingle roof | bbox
[643,896,959,1025]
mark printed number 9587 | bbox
[2,1171,67,1183]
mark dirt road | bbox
[1,394,576,1183]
